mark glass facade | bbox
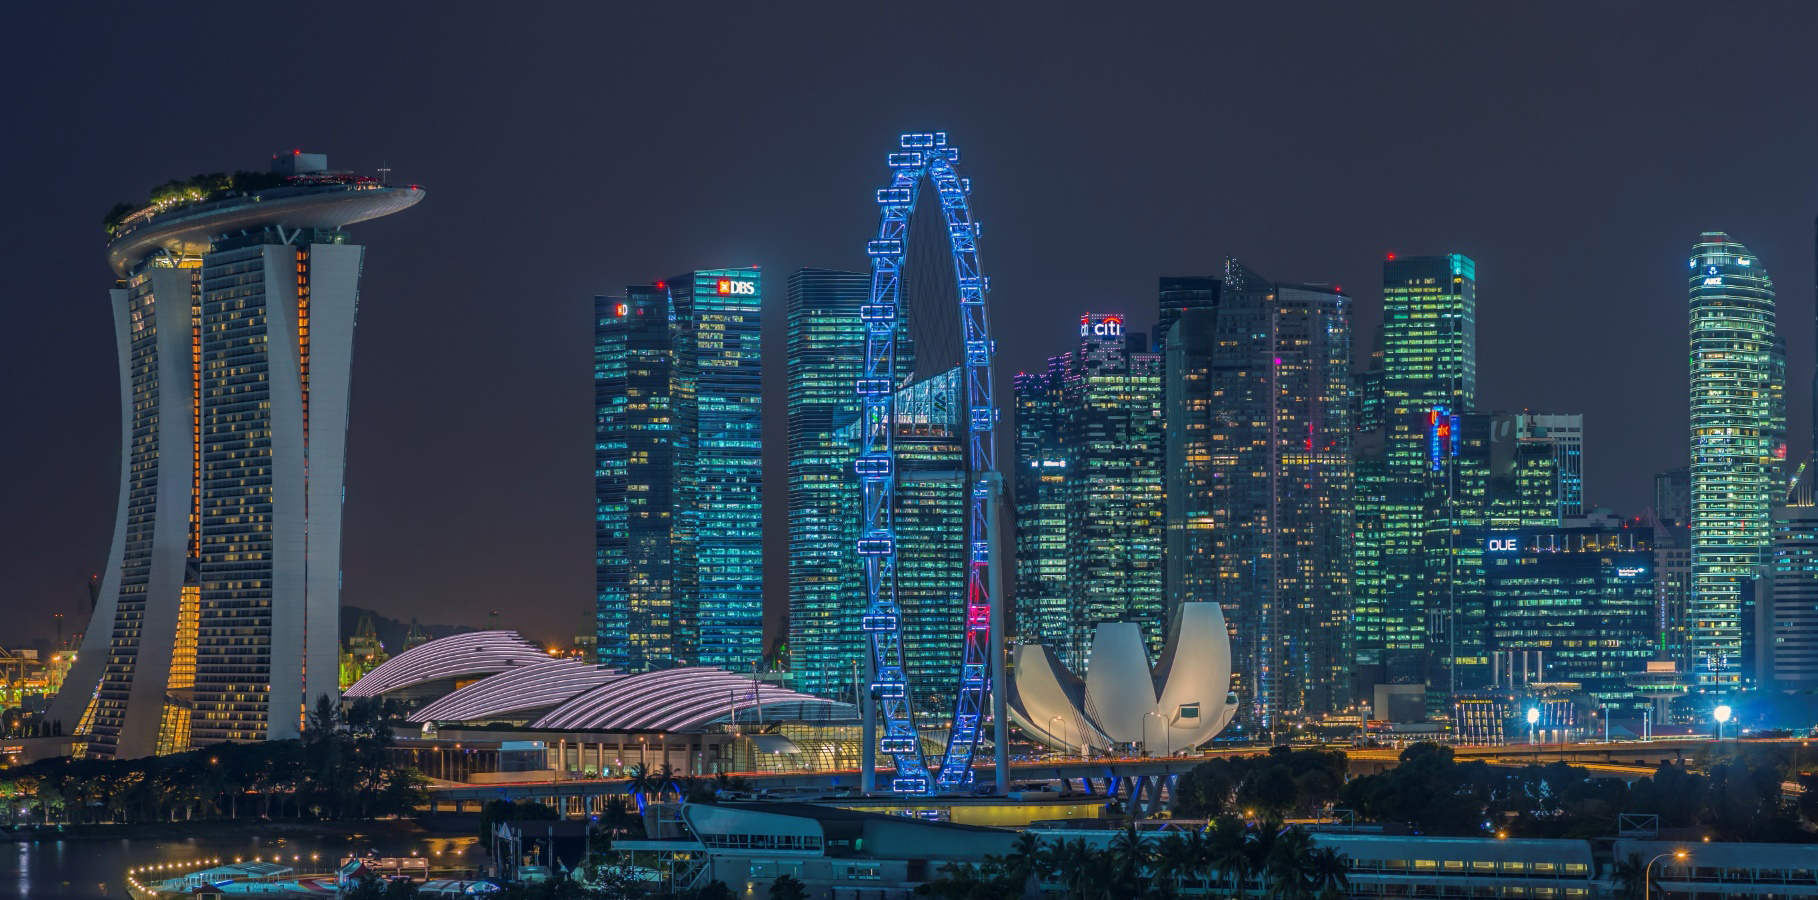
[595,285,676,670]
[1172,260,1354,730]
[838,369,965,727]
[1354,254,1476,694]
[1482,522,1656,717]
[595,269,764,672]
[1013,314,1164,671]
[1770,501,1818,690]
[1687,233,1784,688]
[783,268,920,700]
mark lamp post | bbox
[1526,707,1540,746]
[1047,715,1072,758]
[1714,705,1732,742]
[1645,850,1687,900]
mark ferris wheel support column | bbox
[861,650,877,793]
[986,471,1009,797]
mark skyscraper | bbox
[1169,260,1353,730]
[1354,253,1476,701]
[1483,520,1656,717]
[595,269,763,672]
[595,285,676,671]
[837,368,966,725]
[1155,275,1218,352]
[1162,280,1220,618]
[50,153,422,757]
[1654,466,1692,525]
[1013,314,1164,670]
[786,269,892,700]
[1768,496,1818,690]
[1688,233,1784,688]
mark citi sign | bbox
[716,279,757,296]
[1080,315,1124,337]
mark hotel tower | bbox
[48,153,422,757]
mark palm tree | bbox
[1150,833,1199,896]
[1306,846,1349,900]
[1046,838,1097,900]
[1263,826,1316,900]
[1003,831,1045,892]
[1109,824,1152,893]
[1208,818,1253,900]
[623,763,657,808]
[653,763,682,802]
[1612,853,1647,900]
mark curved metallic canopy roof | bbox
[344,630,551,699]
[409,658,622,723]
[107,182,424,275]
[532,667,857,732]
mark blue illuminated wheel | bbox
[855,132,999,794]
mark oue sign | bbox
[1487,537,1519,552]
[717,279,757,296]
[1080,315,1124,337]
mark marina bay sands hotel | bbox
[48,153,422,758]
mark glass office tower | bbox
[1172,260,1353,730]
[837,368,965,725]
[51,154,422,756]
[1688,233,1784,687]
[595,285,676,670]
[595,269,763,672]
[1013,314,1164,670]
[785,268,913,699]
[1354,254,1477,698]
[1483,521,1655,717]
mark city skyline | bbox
[7,5,1818,650]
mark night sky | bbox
[5,4,1818,651]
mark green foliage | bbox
[102,169,292,234]
[769,874,809,900]
[1171,746,1349,819]
[0,694,421,825]
[1335,741,1812,841]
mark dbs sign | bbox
[716,279,757,296]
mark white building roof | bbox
[344,630,551,698]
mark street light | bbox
[1714,705,1732,742]
[1047,715,1072,757]
[1526,707,1540,746]
[1645,850,1687,900]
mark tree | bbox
[1306,846,1349,900]
[769,874,808,900]
[1207,818,1253,900]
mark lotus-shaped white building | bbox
[1008,602,1237,754]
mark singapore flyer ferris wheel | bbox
[854,132,1007,795]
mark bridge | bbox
[424,736,1778,818]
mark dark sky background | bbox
[5,4,1818,651]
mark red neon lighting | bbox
[1387,252,1396,260]
[717,279,732,295]
[616,303,628,316]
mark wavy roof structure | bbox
[344,630,552,698]
[408,658,622,723]
[532,667,857,732]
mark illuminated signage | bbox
[615,303,628,316]
[1429,406,1460,471]
[1616,567,1645,577]
[1486,537,1519,552]
[716,279,757,296]
[1079,315,1124,338]
[1703,277,1722,286]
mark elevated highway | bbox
[425,737,1780,818]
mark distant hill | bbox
[338,606,476,656]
